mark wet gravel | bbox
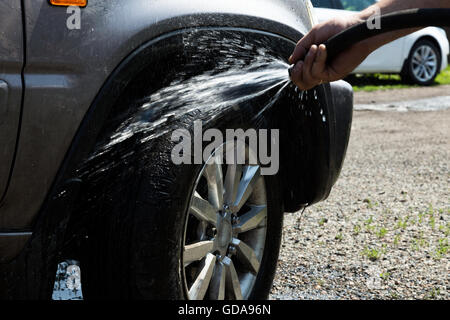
[270,109,450,300]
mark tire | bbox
[402,39,441,86]
[80,107,284,300]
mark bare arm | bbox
[289,0,450,90]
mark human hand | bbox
[289,16,371,90]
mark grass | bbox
[425,287,441,300]
[396,216,409,230]
[318,218,328,227]
[380,272,391,281]
[434,238,449,260]
[362,247,382,262]
[353,224,361,236]
[348,66,450,92]
[376,227,388,239]
[393,234,401,246]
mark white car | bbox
[311,0,450,85]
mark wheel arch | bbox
[402,35,443,73]
[414,35,442,59]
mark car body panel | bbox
[0,1,23,202]
[0,0,314,230]
[313,6,450,73]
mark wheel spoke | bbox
[203,159,224,211]
[423,66,430,79]
[188,253,216,300]
[184,240,214,266]
[224,163,243,206]
[418,66,425,79]
[421,46,429,59]
[208,261,226,300]
[190,192,218,226]
[413,53,421,62]
[234,205,267,234]
[222,256,243,300]
[231,166,261,213]
[231,238,260,275]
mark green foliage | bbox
[362,247,382,261]
[376,227,388,239]
[425,287,441,300]
[353,224,361,235]
[318,218,328,227]
[396,216,409,230]
[434,238,449,260]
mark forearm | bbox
[355,0,450,54]
[360,0,450,18]
[289,0,450,89]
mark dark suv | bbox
[0,0,352,299]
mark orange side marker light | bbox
[49,0,87,7]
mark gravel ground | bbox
[270,109,450,300]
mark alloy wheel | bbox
[411,44,438,83]
[182,142,268,300]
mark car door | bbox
[0,1,24,201]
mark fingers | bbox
[289,32,314,65]
[302,44,318,86]
[311,44,327,79]
[289,60,304,88]
[290,44,328,90]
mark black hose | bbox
[324,8,450,63]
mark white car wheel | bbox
[404,39,441,86]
